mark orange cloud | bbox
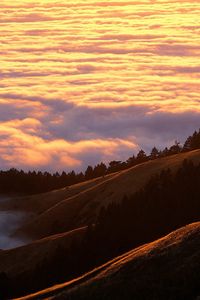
[0,0,199,170]
[0,119,137,171]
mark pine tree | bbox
[136,149,147,163]
[85,166,94,179]
[150,147,160,160]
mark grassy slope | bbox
[0,226,86,279]
[0,174,115,215]
[17,150,200,239]
[15,222,200,300]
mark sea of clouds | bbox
[0,0,199,172]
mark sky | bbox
[0,0,200,172]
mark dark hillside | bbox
[16,222,200,300]
[55,222,200,300]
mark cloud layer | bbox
[0,0,200,171]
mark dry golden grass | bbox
[17,150,200,239]
[15,222,200,300]
[57,222,200,300]
[0,226,86,278]
[0,174,115,215]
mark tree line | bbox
[0,129,200,195]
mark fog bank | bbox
[0,196,30,250]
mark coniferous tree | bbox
[85,166,94,179]
[150,147,160,160]
[169,140,182,154]
[93,163,107,177]
[136,149,147,163]
[108,161,122,173]
[126,155,136,167]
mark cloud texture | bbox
[0,0,200,171]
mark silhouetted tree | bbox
[150,147,160,160]
[93,163,107,177]
[85,166,94,180]
[126,155,136,167]
[169,140,182,154]
[108,161,122,173]
[136,149,147,163]
[183,129,200,151]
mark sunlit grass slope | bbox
[17,149,200,239]
[16,222,200,300]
